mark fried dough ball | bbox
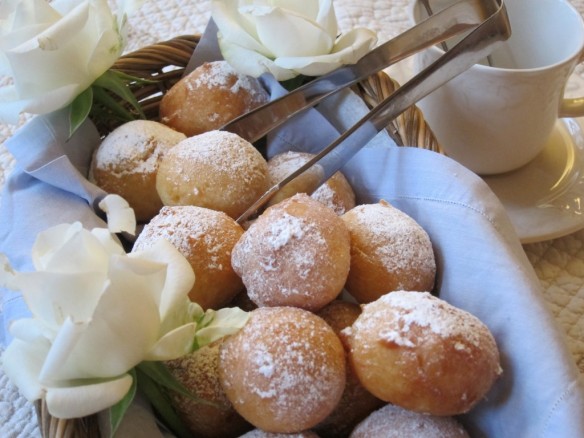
[133,206,244,310]
[341,200,436,303]
[343,291,502,416]
[160,60,269,136]
[90,120,185,222]
[156,130,269,219]
[315,301,383,438]
[231,193,351,312]
[219,307,346,433]
[239,430,320,438]
[165,340,252,438]
[350,404,470,438]
[267,151,356,215]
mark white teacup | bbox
[410,0,584,175]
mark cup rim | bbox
[407,0,584,73]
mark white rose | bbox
[211,0,377,81]
[0,195,249,419]
[0,0,140,124]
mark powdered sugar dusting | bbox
[358,291,486,350]
[348,201,435,288]
[221,307,345,427]
[133,205,238,270]
[351,403,469,438]
[172,131,264,180]
[266,212,307,250]
[94,120,185,177]
[159,130,268,213]
[268,151,353,214]
[240,430,319,438]
[235,211,325,286]
[190,60,265,99]
[231,194,350,310]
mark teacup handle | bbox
[560,97,584,118]
[559,51,584,118]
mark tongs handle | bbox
[236,0,511,224]
[223,0,499,144]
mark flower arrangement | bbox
[0,195,249,435]
[0,0,147,135]
[0,0,378,134]
[211,0,377,81]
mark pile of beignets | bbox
[90,60,503,437]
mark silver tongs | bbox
[225,0,511,224]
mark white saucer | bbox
[482,118,584,244]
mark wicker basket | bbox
[34,34,441,438]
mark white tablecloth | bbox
[1,1,583,436]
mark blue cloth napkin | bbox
[0,21,583,438]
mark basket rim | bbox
[98,34,441,152]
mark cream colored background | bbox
[1,0,584,436]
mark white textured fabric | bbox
[1,1,584,437]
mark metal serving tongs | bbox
[228,0,511,224]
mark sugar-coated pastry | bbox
[91,119,185,222]
[350,404,470,438]
[231,193,351,312]
[239,430,320,438]
[219,307,346,433]
[343,291,502,416]
[341,200,436,303]
[160,60,269,136]
[156,130,269,219]
[267,151,356,215]
[315,301,384,438]
[133,205,244,310]
[165,340,252,438]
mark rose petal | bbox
[98,194,136,235]
[0,0,60,51]
[314,0,337,37]
[219,38,297,80]
[249,6,334,57]
[212,0,271,55]
[39,317,88,383]
[9,318,52,343]
[40,259,163,381]
[1,338,49,401]
[129,239,195,325]
[7,3,92,94]
[45,374,133,419]
[90,227,127,257]
[144,322,198,361]
[32,222,122,273]
[17,271,106,329]
[0,0,125,120]
[275,28,377,76]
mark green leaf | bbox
[93,70,146,119]
[109,69,156,85]
[92,86,136,122]
[280,74,313,91]
[69,87,93,137]
[135,365,193,438]
[109,369,137,437]
[137,361,202,401]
